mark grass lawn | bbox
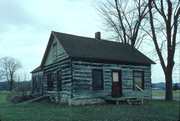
[152,90,180,99]
[0,92,179,121]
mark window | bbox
[133,71,144,90]
[47,73,53,91]
[57,70,62,91]
[52,43,57,61]
[92,69,103,90]
[112,72,119,82]
[32,77,35,93]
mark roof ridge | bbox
[52,31,129,45]
[52,31,94,40]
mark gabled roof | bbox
[32,31,155,72]
[52,31,155,65]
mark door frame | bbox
[111,70,122,97]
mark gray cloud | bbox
[1,0,176,83]
[0,0,55,34]
[0,0,101,81]
[0,1,34,26]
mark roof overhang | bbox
[71,57,154,66]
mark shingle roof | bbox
[52,31,155,65]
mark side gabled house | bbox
[31,31,155,105]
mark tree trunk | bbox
[9,81,13,91]
[10,76,13,91]
[131,38,135,47]
[165,70,173,101]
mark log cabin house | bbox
[31,31,155,105]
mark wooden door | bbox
[112,70,122,97]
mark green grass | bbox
[152,90,180,99]
[0,92,179,121]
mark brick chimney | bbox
[95,32,101,40]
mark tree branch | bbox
[115,0,127,43]
[148,0,166,72]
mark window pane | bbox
[113,72,119,82]
[134,77,142,88]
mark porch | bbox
[105,85,145,105]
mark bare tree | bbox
[0,70,6,84]
[0,57,22,91]
[148,0,180,100]
[0,70,4,79]
[96,0,148,47]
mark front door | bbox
[112,70,122,97]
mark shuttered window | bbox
[92,69,103,90]
[133,71,144,90]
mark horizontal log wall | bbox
[72,60,152,102]
[32,71,44,95]
[43,58,152,105]
[44,58,72,104]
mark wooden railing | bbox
[135,85,144,105]
[135,85,144,92]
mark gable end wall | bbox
[43,58,72,104]
[45,38,68,66]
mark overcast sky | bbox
[0,0,179,83]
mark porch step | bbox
[127,98,143,105]
[105,96,126,104]
[105,96,144,105]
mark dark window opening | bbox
[133,71,144,90]
[92,69,103,90]
[32,77,35,93]
[57,70,62,91]
[52,43,57,61]
[47,73,53,91]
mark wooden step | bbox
[104,96,144,105]
[127,98,143,105]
